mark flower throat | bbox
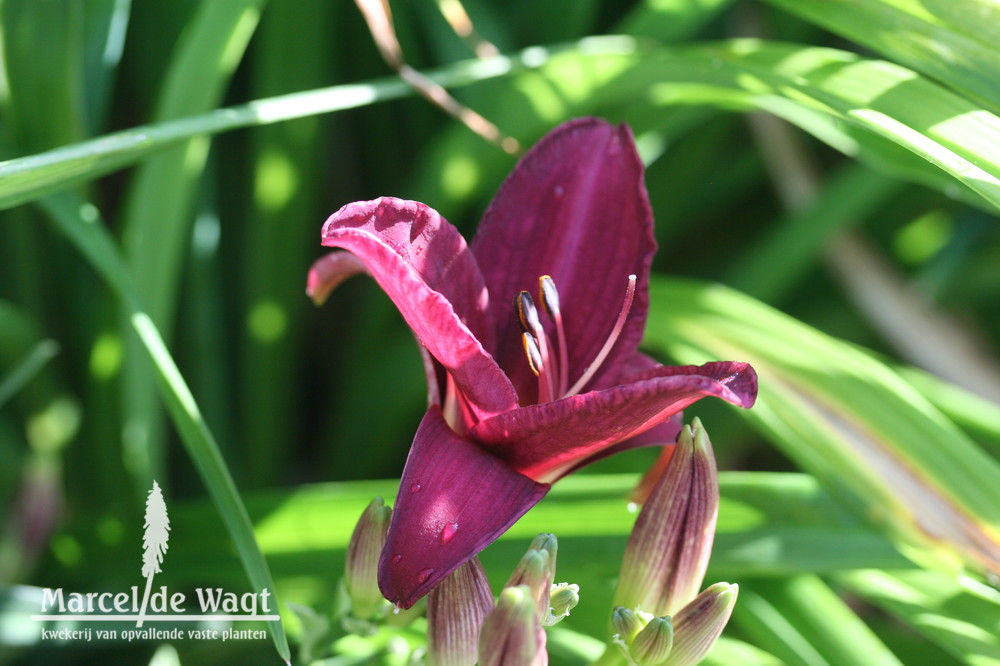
[515,274,637,402]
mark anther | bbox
[521,332,543,377]
[515,291,542,334]
[538,276,560,319]
[539,275,569,396]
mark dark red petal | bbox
[470,361,757,483]
[321,198,518,419]
[379,407,550,609]
[560,414,684,479]
[471,118,656,399]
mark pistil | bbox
[565,274,636,396]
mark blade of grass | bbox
[5,38,1000,216]
[725,162,902,301]
[734,575,904,666]
[0,339,59,410]
[836,569,1000,663]
[36,191,290,663]
[0,0,87,151]
[240,0,334,487]
[761,0,1000,115]
[604,40,1000,212]
[117,0,265,493]
[645,277,1000,578]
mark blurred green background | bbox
[1,0,999,664]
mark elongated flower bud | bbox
[427,557,494,666]
[662,583,738,666]
[630,616,674,666]
[505,534,558,623]
[545,583,579,626]
[478,586,547,666]
[615,418,719,616]
[345,497,391,618]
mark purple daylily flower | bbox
[308,118,757,609]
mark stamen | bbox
[564,274,637,397]
[515,289,555,401]
[521,332,543,377]
[539,275,569,396]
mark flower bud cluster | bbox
[611,418,738,665]
[339,418,735,665]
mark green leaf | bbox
[37,192,290,662]
[734,575,904,666]
[644,277,1000,577]
[725,163,903,301]
[600,40,1000,212]
[118,0,266,491]
[0,338,58,411]
[761,0,1000,115]
[837,569,1000,664]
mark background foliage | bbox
[1,0,999,664]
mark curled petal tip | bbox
[306,250,368,305]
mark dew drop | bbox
[553,184,565,198]
[416,568,435,584]
[391,553,403,564]
[440,522,459,545]
[410,483,422,493]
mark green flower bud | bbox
[545,582,580,626]
[611,606,646,646]
[344,497,391,618]
[506,534,558,623]
[630,616,674,666]
[662,582,738,666]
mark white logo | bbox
[30,481,280,643]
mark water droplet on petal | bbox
[416,568,435,584]
[440,522,459,545]
[391,553,403,564]
[410,483,422,493]
[553,184,564,198]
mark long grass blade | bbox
[37,192,290,662]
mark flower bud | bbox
[615,418,719,617]
[345,497,391,618]
[611,606,647,646]
[544,583,579,626]
[630,616,674,666]
[505,534,558,623]
[662,583,738,666]
[478,586,546,666]
[426,557,494,666]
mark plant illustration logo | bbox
[30,480,279,644]
[138,481,170,627]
